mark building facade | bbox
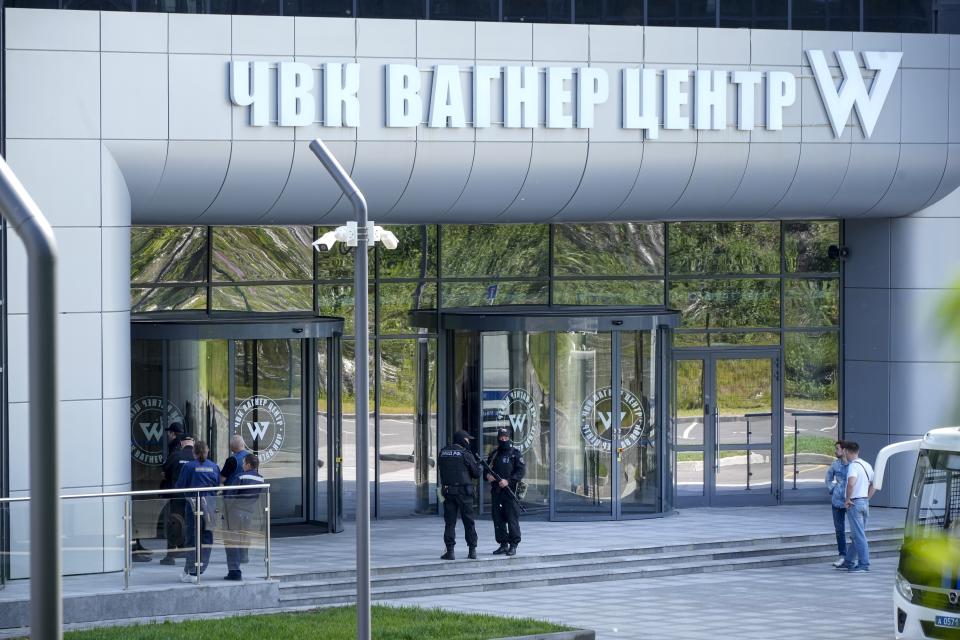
[1,3,959,576]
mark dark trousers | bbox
[832,505,847,557]
[491,490,521,545]
[442,494,477,550]
[225,507,252,572]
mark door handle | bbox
[714,408,720,473]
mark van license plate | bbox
[936,616,960,628]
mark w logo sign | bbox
[508,414,527,431]
[806,50,902,139]
[597,412,627,431]
[247,422,271,441]
[139,422,164,443]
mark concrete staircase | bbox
[277,528,903,608]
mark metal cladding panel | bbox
[447,142,531,219]
[138,141,231,223]
[616,143,697,217]
[264,140,356,223]
[389,142,474,221]
[722,143,800,215]
[870,144,949,216]
[823,143,900,217]
[772,143,852,217]
[198,141,295,223]
[349,141,417,217]
[103,140,168,220]
[670,143,749,216]
[554,142,643,221]
[501,142,588,221]
[923,144,960,209]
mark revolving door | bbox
[413,307,678,521]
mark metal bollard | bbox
[123,497,131,590]
[195,491,202,584]
[265,491,272,580]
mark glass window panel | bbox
[620,330,659,513]
[132,286,206,312]
[212,285,313,312]
[668,222,780,275]
[785,278,839,327]
[503,0,569,21]
[131,226,207,284]
[674,331,781,347]
[378,339,437,517]
[378,225,438,279]
[318,284,374,336]
[864,0,932,32]
[284,0,353,14]
[378,282,438,335]
[430,0,497,19]
[784,221,840,273]
[648,0,715,25]
[316,226,366,280]
[553,223,664,276]
[715,449,773,493]
[784,331,839,491]
[212,226,312,282]
[668,279,781,329]
[552,279,664,306]
[791,0,860,30]
[574,0,645,23]
[555,331,613,515]
[675,451,704,496]
[674,359,704,446]
[441,280,549,307]
[719,0,787,27]
[357,0,425,17]
[340,339,375,518]
[441,224,549,278]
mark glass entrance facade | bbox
[130,220,841,519]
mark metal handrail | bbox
[0,484,273,504]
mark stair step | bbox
[277,535,903,594]
[276,528,904,584]
[278,543,902,606]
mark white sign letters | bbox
[228,50,900,139]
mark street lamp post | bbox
[309,139,396,640]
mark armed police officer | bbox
[486,427,526,556]
[438,430,481,560]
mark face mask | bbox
[498,439,511,452]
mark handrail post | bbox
[0,156,61,639]
[123,497,131,590]
[195,491,202,584]
[309,138,371,640]
[265,490,272,580]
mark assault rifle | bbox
[472,450,527,513]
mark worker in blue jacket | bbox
[175,440,220,582]
[224,454,265,581]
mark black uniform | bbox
[487,442,526,547]
[438,437,481,552]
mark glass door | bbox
[674,350,780,507]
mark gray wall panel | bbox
[350,141,417,216]
[233,15,294,56]
[199,141,295,223]
[772,143,851,216]
[477,22,532,60]
[843,361,890,436]
[888,362,960,434]
[870,144,948,216]
[589,24,643,63]
[534,24,588,62]
[553,142,643,221]
[102,12,167,53]
[170,14,231,54]
[950,71,960,144]
[670,143,749,215]
[615,143,697,217]
[389,142,474,221]
[889,287,960,363]
[417,20,475,60]
[723,143,800,215]
[447,142,531,219]
[294,57,359,142]
[4,7,99,51]
[902,33,950,69]
[901,70,949,144]
[890,217,960,289]
[698,28,749,65]
[644,27,697,64]
[501,142,588,220]
[6,50,100,139]
[750,29,802,66]
[919,144,960,212]
[823,143,899,216]
[845,288,891,361]
[139,141,231,222]
[845,218,891,288]
[102,53,168,140]
[263,140,356,223]
[296,17,356,57]
[104,140,168,219]
[231,58,296,141]
[169,54,233,140]
[358,18,415,58]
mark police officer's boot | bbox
[440,547,455,561]
[492,543,509,555]
[468,547,477,560]
[505,544,517,556]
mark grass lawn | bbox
[63,606,572,640]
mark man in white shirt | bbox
[840,441,875,573]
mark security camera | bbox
[374,227,399,251]
[312,231,338,252]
